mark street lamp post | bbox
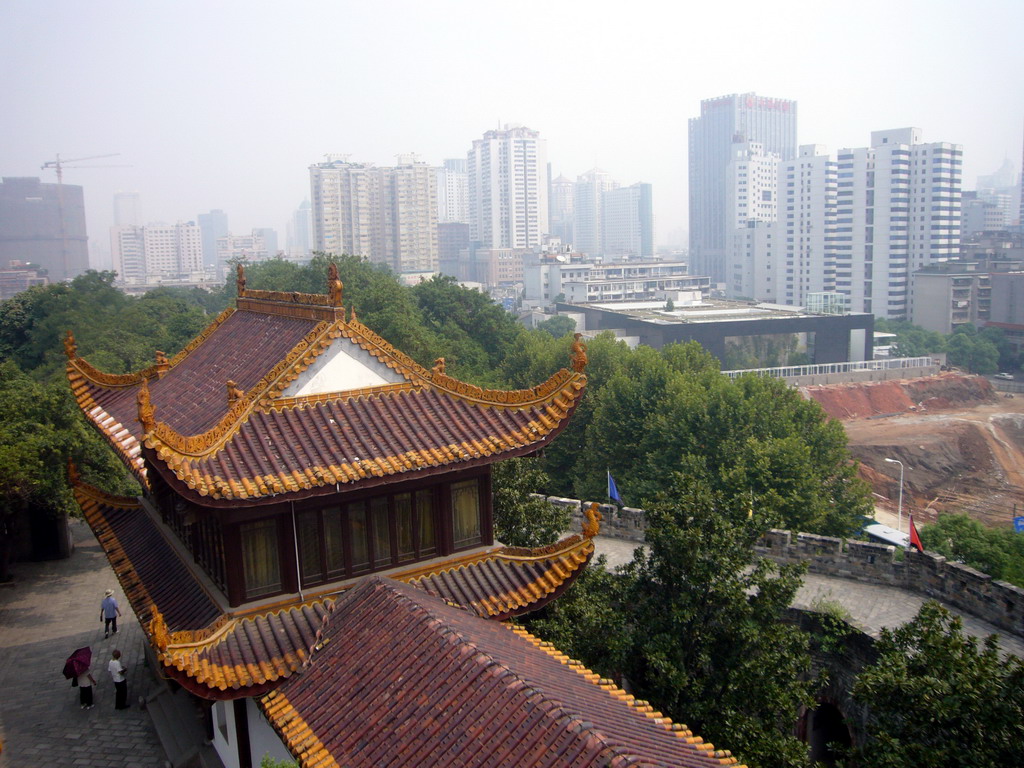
[884,458,904,533]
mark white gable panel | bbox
[284,338,405,397]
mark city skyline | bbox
[1,1,1022,268]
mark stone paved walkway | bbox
[0,520,169,768]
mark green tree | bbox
[874,319,945,358]
[850,601,1024,768]
[919,513,1024,587]
[535,314,576,339]
[946,329,998,374]
[528,473,817,768]
[0,361,137,579]
[491,457,570,548]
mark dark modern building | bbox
[197,208,229,269]
[0,176,89,281]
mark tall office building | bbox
[573,169,616,257]
[836,128,961,319]
[0,177,89,281]
[310,155,438,273]
[688,93,797,282]
[467,125,548,249]
[602,183,654,259]
[253,228,279,258]
[197,209,229,269]
[111,221,203,285]
[436,158,469,224]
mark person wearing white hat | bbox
[100,589,121,638]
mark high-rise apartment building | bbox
[836,128,961,319]
[573,169,616,257]
[310,155,438,273]
[217,231,269,274]
[111,221,203,285]
[467,125,548,249]
[688,93,797,282]
[775,145,838,305]
[602,183,654,259]
[0,177,89,281]
[437,159,469,224]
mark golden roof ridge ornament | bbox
[137,380,157,432]
[327,262,343,308]
[236,263,247,298]
[226,379,245,404]
[63,329,77,360]
[570,333,588,373]
[582,501,602,539]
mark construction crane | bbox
[40,153,125,184]
[39,153,130,280]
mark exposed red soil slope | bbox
[803,374,1024,529]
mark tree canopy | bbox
[850,600,1024,768]
[526,474,818,768]
[919,513,1024,587]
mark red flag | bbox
[909,514,924,553]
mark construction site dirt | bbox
[802,373,1024,531]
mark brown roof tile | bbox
[261,578,742,768]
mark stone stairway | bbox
[146,686,225,768]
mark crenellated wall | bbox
[544,496,1024,639]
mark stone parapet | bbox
[548,496,1024,638]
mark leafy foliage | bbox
[527,474,818,768]
[0,361,138,578]
[945,325,999,374]
[850,601,1024,768]
[491,457,570,548]
[919,513,1024,587]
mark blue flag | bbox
[607,471,623,504]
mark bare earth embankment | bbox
[802,374,1024,529]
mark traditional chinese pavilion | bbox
[67,265,743,768]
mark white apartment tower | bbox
[467,125,548,249]
[574,168,617,257]
[776,145,838,305]
[111,221,203,285]
[310,155,438,273]
[603,183,654,259]
[689,93,797,282]
[836,128,962,319]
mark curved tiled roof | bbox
[260,578,744,768]
[67,272,587,505]
[73,482,221,633]
[406,535,594,620]
[73,481,596,700]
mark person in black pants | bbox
[108,649,129,710]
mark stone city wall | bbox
[541,496,1024,638]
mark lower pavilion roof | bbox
[261,577,743,768]
[73,482,595,698]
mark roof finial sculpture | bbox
[226,379,245,404]
[327,262,344,307]
[432,357,446,376]
[63,329,77,359]
[236,263,247,297]
[350,305,358,323]
[148,605,170,652]
[66,457,80,486]
[570,333,588,373]
[582,501,603,539]
[137,380,156,432]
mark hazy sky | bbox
[2,0,1022,266]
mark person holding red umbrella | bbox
[63,647,96,709]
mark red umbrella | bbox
[62,647,92,679]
